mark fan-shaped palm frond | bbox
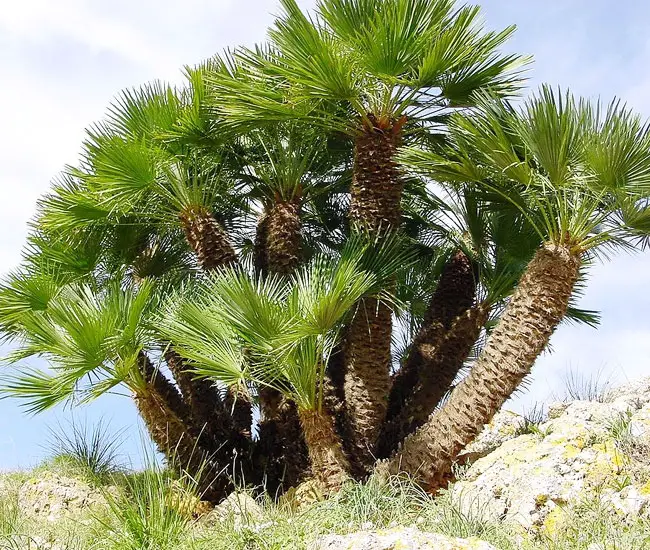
[1,279,161,412]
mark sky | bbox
[1,0,650,469]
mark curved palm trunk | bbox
[164,349,223,435]
[343,115,406,467]
[135,353,232,503]
[378,244,580,491]
[254,198,311,493]
[324,347,367,478]
[376,304,489,458]
[386,251,477,423]
[298,408,350,493]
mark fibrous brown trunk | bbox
[254,198,311,493]
[386,251,476,423]
[349,116,405,231]
[254,198,302,277]
[164,349,252,470]
[343,115,406,468]
[343,298,393,467]
[135,353,232,503]
[378,244,581,491]
[299,408,350,493]
[180,205,237,271]
[164,349,223,434]
[376,304,489,458]
[224,387,253,440]
[179,204,253,441]
[256,387,310,493]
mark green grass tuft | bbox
[44,418,125,486]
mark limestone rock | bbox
[203,492,263,528]
[17,472,109,522]
[310,528,498,550]
[451,377,650,531]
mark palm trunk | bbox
[135,353,232,503]
[254,198,311,493]
[298,408,350,493]
[378,244,580,491]
[164,349,223,435]
[224,387,254,439]
[256,388,310,492]
[343,297,393,467]
[164,350,252,470]
[376,304,489,458]
[179,204,253,440]
[179,205,237,271]
[386,251,476,423]
[343,116,406,466]
[254,198,302,277]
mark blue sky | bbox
[1,0,649,470]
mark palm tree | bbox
[76,81,259,441]
[208,0,528,463]
[160,242,403,491]
[238,123,344,490]
[379,87,650,489]
[0,272,235,502]
[4,0,650,505]
[377,180,548,457]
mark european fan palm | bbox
[160,242,403,491]
[0,274,234,502]
[2,0,650,506]
[209,0,528,463]
[379,87,650,489]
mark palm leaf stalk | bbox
[379,87,650,489]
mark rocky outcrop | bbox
[451,377,650,531]
[310,528,498,550]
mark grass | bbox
[558,368,614,403]
[1,466,650,549]
[2,426,650,550]
[93,467,198,550]
[44,418,125,487]
[516,403,552,438]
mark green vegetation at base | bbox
[1,464,649,550]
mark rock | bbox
[17,472,109,522]
[602,485,650,516]
[607,377,650,410]
[310,528,498,550]
[547,402,569,419]
[203,492,263,528]
[459,410,526,463]
[451,378,650,531]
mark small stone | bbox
[203,492,263,529]
[309,528,499,550]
